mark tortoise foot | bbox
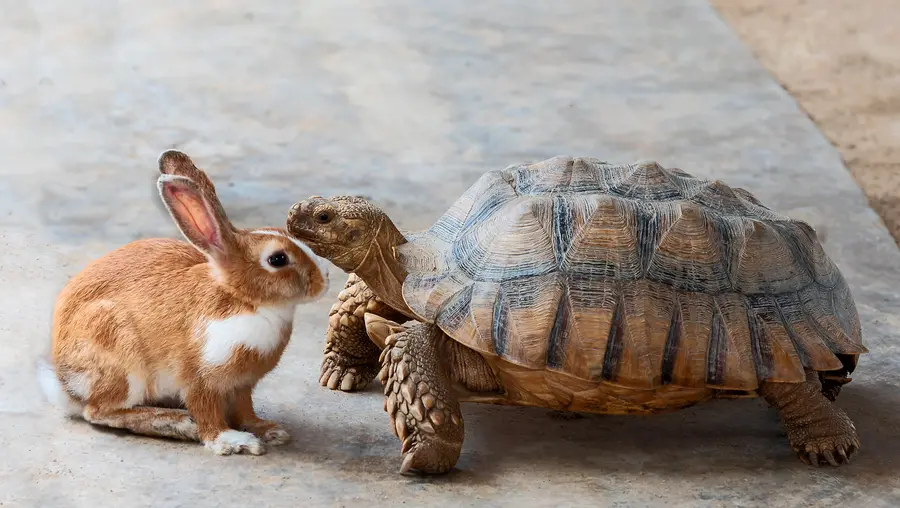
[787,416,859,467]
[319,353,378,392]
[399,437,460,475]
[761,370,860,467]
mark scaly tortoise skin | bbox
[287,156,867,474]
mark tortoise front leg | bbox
[370,318,464,475]
[760,370,859,466]
[321,274,405,391]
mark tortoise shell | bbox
[395,156,866,391]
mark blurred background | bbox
[713,0,900,247]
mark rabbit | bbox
[37,149,329,455]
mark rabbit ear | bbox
[158,174,236,258]
[157,150,237,232]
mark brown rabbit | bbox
[37,150,329,455]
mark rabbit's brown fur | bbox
[39,150,328,455]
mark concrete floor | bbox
[712,0,900,247]
[1,1,899,507]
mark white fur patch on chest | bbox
[201,303,297,366]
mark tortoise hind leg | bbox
[367,316,464,475]
[760,370,859,466]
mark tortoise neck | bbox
[353,215,414,318]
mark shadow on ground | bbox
[260,381,900,484]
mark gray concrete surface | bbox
[2,0,899,506]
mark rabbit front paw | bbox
[240,419,291,446]
[205,430,266,456]
[260,426,290,446]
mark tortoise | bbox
[286,156,867,474]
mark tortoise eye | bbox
[315,211,332,224]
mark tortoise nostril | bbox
[289,203,301,215]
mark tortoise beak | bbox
[286,221,314,241]
[286,202,313,239]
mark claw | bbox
[823,450,838,466]
[340,373,356,391]
[327,370,341,389]
[319,367,333,386]
[400,452,416,474]
[837,445,851,464]
[808,452,820,467]
[402,436,415,454]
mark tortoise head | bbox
[286,195,386,272]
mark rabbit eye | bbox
[267,252,289,268]
[315,211,332,224]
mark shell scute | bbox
[396,156,864,389]
[492,273,564,368]
[707,294,758,390]
[427,170,517,243]
[554,277,618,380]
[511,156,617,195]
[604,279,676,389]
[735,221,814,294]
[608,161,682,200]
[451,198,557,282]
[559,196,642,279]
[645,205,731,293]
